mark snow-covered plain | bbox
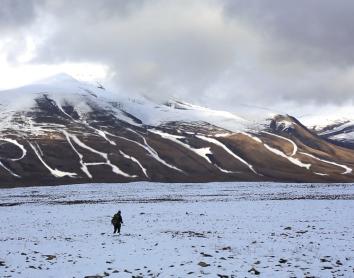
[1,182,354,278]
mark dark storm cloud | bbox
[31,0,247,102]
[41,0,146,20]
[218,0,354,106]
[0,0,43,63]
[222,0,354,66]
[0,0,39,32]
[2,0,354,110]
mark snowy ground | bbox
[0,182,354,278]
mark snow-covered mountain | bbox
[1,74,354,187]
[299,110,354,148]
[314,120,354,148]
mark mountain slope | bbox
[300,113,354,148]
[0,74,354,187]
[316,121,354,148]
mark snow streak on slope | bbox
[240,132,262,143]
[118,129,183,173]
[264,145,311,169]
[52,98,119,147]
[262,131,298,156]
[242,132,311,170]
[0,138,26,180]
[63,131,136,178]
[196,135,260,175]
[119,150,149,178]
[314,172,329,176]
[90,127,117,146]
[0,139,27,161]
[149,130,210,160]
[149,130,234,174]
[299,152,352,175]
[243,131,351,175]
[29,143,77,178]
[0,161,20,178]
[55,101,74,120]
[64,132,91,178]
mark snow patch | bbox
[275,120,295,131]
[262,131,298,156]
[0,138,27,161]
[0,161,20,178]
[91,127,117,146]
[119,150,149,178]
[241,132,311,170]
[300,152,352,175]
[196,135,260,175]
[264,144,311,170]
[149,129,234,174]
[29,142,77,178]
[314,172,329,176]
[240,132,263,143]
[114,129,183,173]
[63,131,136,178]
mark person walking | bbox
[111,210,123,234]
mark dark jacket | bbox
[111,213,123,226]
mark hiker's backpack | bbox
[111,215,117,225]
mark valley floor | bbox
[0,182,354,278]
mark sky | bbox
[1,0,354,118]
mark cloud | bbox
[31,0,260,102]
[218,0,354,107]
[222,0,354,66]
[0,0,43,63]
[0,0,39,32]
[1,0,354,113]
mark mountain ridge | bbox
[1,75,354,187]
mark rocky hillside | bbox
[1,74,354,187]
